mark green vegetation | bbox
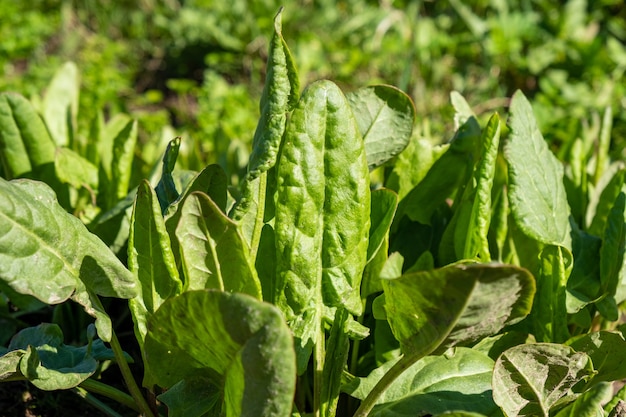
[0,1,625,416]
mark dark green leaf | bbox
[346,85,415,170]
[383,263,535,357]
[567,331,626,387]
[158,376,221,417]
[367,188,398,262]
[155,137,181,212]
[144,290,296,417]
[553,382,612,417]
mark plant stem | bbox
[314,324,325,417]
[109,330,156,417]
[351,354,417,417]
[79,379,140,413]
[249,172,268,261]
[74,385,126,417]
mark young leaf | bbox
[382,263,535,358]
[346,85,415,170]
[155,137,182,212]
[128,180,182,360]
[144,290,296,417]
[274,80,370,370]
[176,192,261,298]
[231,7,299,249]
[504,90,571,250]
[0,92,56,179]
[345,348,499,417]
[450,91,477,129]
[493,343,594,417]
[0,178,137,340]
[42,61,79,148]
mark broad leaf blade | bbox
[492,343,593,417]
[275,80,370,371]
[144,290,296,417]
[54,148,98,191]
[504,90,571,249]
[566,331,626,386]
[0,92,56,179]
[382,263,535,357]
[345,348,500,417]
[0,178,137,340]
[176,192,261,298]
[128,180,182,359]
[553,382,612,417]
[346,85,415,170]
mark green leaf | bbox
[596,191,626,320]
[346,85,415,170]
[450,113,501,262]
[230,7,299,250]
[111,118,138,202]
[144,290,296,417]
[566,228,602,313]
[128,180,182,368]
[553,382,612,417]
[176,192,261,298]
[382,263,535,357]
[155,137,182,212]
[54,148,98,191]
[158,376,221,417]
[492,343,594,417]
[587,166,624,236]
[0,178,137,340]
[367,188,398,262]
[450,91,476,128]
[8,324,96,390]
[345,348,500,416]
[42,62,79,147]
[504,90,571,250]
[566,331,626,387]
[0,92,56,179]
[396,117,480,225]
[274,80,370,371]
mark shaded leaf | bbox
[566,331,626,387]
[553,382,612,417]
[367,188,398,262]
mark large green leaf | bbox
[274,80,370,371]
[42,61,79,148]
[0,92,56,179]
[504,90,571,250]
[176,192,261,298]
[128,180,182,368]
[346,85,415,170]
[345,348,500,417]
[0,178,137,340]
[382,263,535,357]
[566,331,626,387]
[492,343,593,417]
[553,382,612,417]
[144,290,295,417]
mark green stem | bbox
[74,385,126,417]
[109,330,156,417]
[79,379,140,413]
[314,324,325,417]
[352,354,417,417]
[249,172,268,261]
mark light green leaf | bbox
[176,192,261,298]
[111,118,138,202]
[128,180,182,370]
[144,290,296,417]
[346,85,415,170]
[345,348,499,417]
[0,92,56,179]
[42,62,79,147]
[274,80,370,371]
[383,263,535,357]
[54,148,98,191]
[492,343,593,417]
[504,90,571,250]
[450,91,476,129]
[0,178,137,340]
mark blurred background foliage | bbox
[1,0,625,182]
